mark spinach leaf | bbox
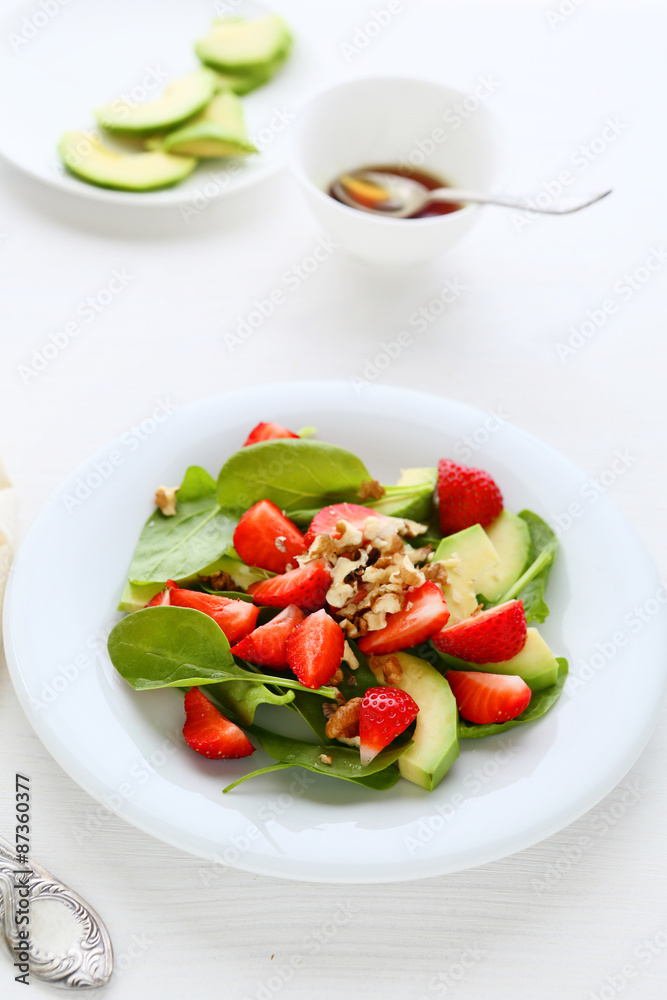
[245,725,408,789]
[367,481,435,523]
[216,439,371,516]
[457,658,568,739]
[499,510,558,623]
[223,763,295,791]
[290,689,331,742]
[128,466,236,585]
[205,679,294,728]
[108,607,338,696]
[196,588,254,601]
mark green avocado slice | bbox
[58,132,196,191]
[96,69,217,135]
[477,510,531,602]
[196,14,292,72]
[155,91,257,159]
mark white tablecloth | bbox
[1,1,666,997]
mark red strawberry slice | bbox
[304,503,394,546]
[358,581,450,655]
[431,600,527,663]
[243,422,299,446]
[359,686,419,766]
[446,670,531,724]
[183,687,254,759]
[233,499,307,574]
[148,582,259,646]
[248,560,331,612]
[231,604,305,667]
[437,458,503,535]
[285,610,345,689]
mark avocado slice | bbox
[369,651,459,791]
[58,132,197,191]
[96,69,217,135]
[155,91,257,159]
[435,627,559,691]
[196,14,292,72]
[211,47,290,95]
[432,524,500,621]
[477,510,531,603]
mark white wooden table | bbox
[1,1,666,997]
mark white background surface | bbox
[0,1,665,997]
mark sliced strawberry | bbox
[243,422,299,446]
[437,458,503,535]
[231,604,305,667]
[432,600,527,663]
[357,581,450,655]
[233,499,306,574]
[359,686,419,766]
[304,503,394,546]
[285,610,345,689]
[248,560,331,612]
[183,687,254,759]
[446,671,531,724]
[150,583,259,646]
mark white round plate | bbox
[4,383,667,883]
[0,0,318,206]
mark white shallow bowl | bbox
[289,76,500,266]
[4,382,667,884]
[0,0,318,208]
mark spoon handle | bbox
[428,187,612,215]
[0,834,113,989]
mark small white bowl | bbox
[289,76,500,266]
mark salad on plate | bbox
[107,420,567,794]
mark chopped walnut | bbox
[423,560,449,585]
[155,485,178,516]
[275,535,287,553]
[407,545,434,564]
[322,702,338,720]
[318,754,333,765]
[359,478,386,501]
[329,668,344,686]
[324,697,362,740]
[198,571,245,593]
[342,640,359,670]
[382,656,403,685]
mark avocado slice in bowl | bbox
[196,14,291,72]
[95,69,217,136]
[153,91,257,159]
[58,132,197,191]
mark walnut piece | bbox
[198,571,245,593]
[329,668,344,686]
[423,560,449,585]
[155,485,178,516]
[325,697,362,740]
[359,478,386,501]
[380,655,403,685]
[342,641,359,670]
[318,754,333,765]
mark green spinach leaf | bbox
[216,439,371,516]
[499,510,558,623]
[206,679,294,728]
[108,607,338,696]
[457,658,568,738]
[128,466,236,585]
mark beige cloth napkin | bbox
[0,459,16,634]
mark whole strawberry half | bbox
[285,609,345,689]
[446,670,531,724]
[183,687,255,759]
[148,582,259,646]
[437,458,503,535]
[233,499,307,574]
[359,686,419,766]
[231,604,305,668]
[243,422,299,446]
[432,599,527,663]
[304,502,393,546]
[358,581,450,655]
[248,559,331,612]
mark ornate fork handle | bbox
[0,835,113,989]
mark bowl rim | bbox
[287,73,501,229]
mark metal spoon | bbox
[332,169,612,217]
